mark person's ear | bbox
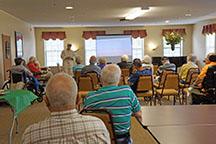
[44,95,50,107]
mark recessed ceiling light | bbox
[65,6,73,10]
[165,20,169,23]
[185,11,192,17]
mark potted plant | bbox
[164,31,183,51]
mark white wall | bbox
[35,24,193,66]
[0,10,36,86]
[192,18,216,68]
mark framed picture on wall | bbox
[14,31,23,57]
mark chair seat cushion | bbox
[156,89,178,95]
[183,88,188,94]
[136,91,153,97]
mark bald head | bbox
[46,73,77,108]
[101,64,121,84]
[89,56,97,64]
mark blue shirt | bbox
[128,69,152,85]
[73,65,85,75]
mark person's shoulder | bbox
[118,85,133,92]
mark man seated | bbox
[179,54,198,83]
[81,56,101,76]
[27,56,53,79]
[117,54,131,69]
[155,57,176,83]
[128,58,152,92]
[22,73,110,144]
[187,53,216,104]
[84,64,142,144]
[11,58,44,93]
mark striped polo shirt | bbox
[84,85,141,135]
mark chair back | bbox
[80,108,117,144]
[189,73,199,85]
[185,68,200,83]
[121,68,130,77]
[78,75,94,91]
[118,75,125,86]
[153,65,158,75]
[86,71,99,87]
[57,63,62,72]
[160,70,174,85]
[75,70,82,82]
[163,73,179,90]
[137,75,153,92]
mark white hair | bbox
[46,73,77,108]
[143,55,152,64]
[101,64,121,84]
[121,54,129,62]
[188,54,197,63]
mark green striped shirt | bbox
[84,85,141,135]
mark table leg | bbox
[9,107,19,144]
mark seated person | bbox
[11,58,44,93]
[128,58,152,92]
[98,57,107,69]
[22,73,110,144]
[155,57,176,83]
[72,55,85,75]
[84,64,142,144]
[117,54,131,69]
[187,53,216,104]
[179,54,198,84]
[27,56,53,79]
[81,56,101,76]
[142,55,154,72]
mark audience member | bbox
[98,57,107,69]
[179,54,198,83]
[155,57,176,83]
[84,64,142,144]
[142,55,154,72]
[81,56,101,76]
[128,58,152,92]
[22,73,110,144]
[72,55,85,75]
[61,43,76,76]
[117,54,131,69]
[187,53,216,104]
[11,58,44,93]
[27,56,53,79]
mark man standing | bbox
[22,73,110,144]
[84,64,142,144]
[61,43,75,76]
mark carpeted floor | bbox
[0,97,177,144]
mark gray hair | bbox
[143,55,152,64]
[121,54,129,62]
[46,73,77,108]
[75,55,82,64]
[188,54,197,62]
[101,64,121,84]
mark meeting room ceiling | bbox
[0,0,216,27]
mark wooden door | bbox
[2,34,12,80]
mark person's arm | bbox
[128,73,137,86]
[135,109,142,122]
[61,50,68,60]
[28,63,41,73]
[193,65,208,86]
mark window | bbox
[206,33,215,56]
[163,37,183,57]
[84,38,144,64]
[44,39,64,66]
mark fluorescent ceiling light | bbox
[65,6,73,10]
[165,20,169,23]
[125,7,149,20]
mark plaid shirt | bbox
[22,109,110,144]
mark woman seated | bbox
[142,55,154,72]
[72,56,85,75]
[98,57,107,69]
[27,56,53,79]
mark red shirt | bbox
[27,62,41,78]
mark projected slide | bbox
[96,35,132,63]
